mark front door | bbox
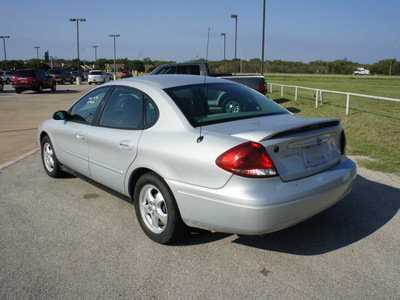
[53,86,111,177]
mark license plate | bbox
[303,145,325,167]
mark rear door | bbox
[87,86,148,194]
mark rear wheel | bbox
[0,82,3,91]
[134,172,187,244]
[41,136,64,178]
[37,84,43,93]
[51,82,56,91]
[61,78,65,85]
[15,88,22,94]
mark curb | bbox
[0,148,40,171]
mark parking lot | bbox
[1,82,400,299]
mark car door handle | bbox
[119,140,134,151]
[76,134,84,140]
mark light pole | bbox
[0,36,10,70]
[221,33,226,72]
[109,34,120,80]
[230,14,238,75]
[34,46,40,68]
[261,0,266,75]
[389,46,398,76]
[92,45,99,67]
[69,18,86,85]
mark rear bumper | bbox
[13,84,37,90]
[168,157,357,235]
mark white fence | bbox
[268,83,400,115]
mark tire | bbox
[89,82,92,85]
[15,88,22,94]
[51,82,56,92]
[134,172,187,244]
[37,84,43,93]
[70,78,74,84]
[61,78,65,85]
[222,98,241,113]
[0,82,3,92]
[41,136,65,178]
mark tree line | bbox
[2,57,399,76]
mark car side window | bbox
[144,94,158,128]
[99,87,143,129]
[69,87,110,124]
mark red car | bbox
[12,69,56,94]
[120,70,133,78]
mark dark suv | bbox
[47,69,74,84]
[12,69,56,94]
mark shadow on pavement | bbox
[231,175,399,255]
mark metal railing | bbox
[268,83,400,115]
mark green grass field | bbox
[266,75,400,174]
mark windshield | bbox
[164,83,289,127]
[48,70,61,74]
[90,71,102,75]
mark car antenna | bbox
[198,27,210,144]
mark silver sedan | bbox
[38,75,357,244]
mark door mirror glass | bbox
[53,110,70,120]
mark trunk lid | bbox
[205,115,344,182]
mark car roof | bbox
[121,74,234,89]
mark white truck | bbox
[354,67,370,75]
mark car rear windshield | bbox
[90,71,102,75]
[164,83,289,127]
[48,70,61,74]
[13,70,34,77]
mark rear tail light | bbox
[216,142,278,178]
[258,83,267,94]
[340,130,346,155]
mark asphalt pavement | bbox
[0,82,399,299]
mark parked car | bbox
[12,69,56,93]
[71,71,86,82]
[38,75,356,244]
[354,67,370,75]
[0,71,14,84]
[121,70,133,78]
[106,73,114,81]
[0,77,3,92]
[48,69,74,84]
[88,70,110,85]
[150,62,267,94]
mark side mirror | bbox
[53,110,70,120]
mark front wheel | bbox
[51,82,56,91]
[134,172,187,244]
[41,136,64,178]
[37,84,43,93]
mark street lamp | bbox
[109,34,120,80]
[34,46,40,68]
[389,46,398,76]
[92,45,99,66]
[261,0,266,75]
[221,33,226,72]
[230,14,238,75]
[69,18,86,85]
[0,36,10,70]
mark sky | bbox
[1,0,399,64]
